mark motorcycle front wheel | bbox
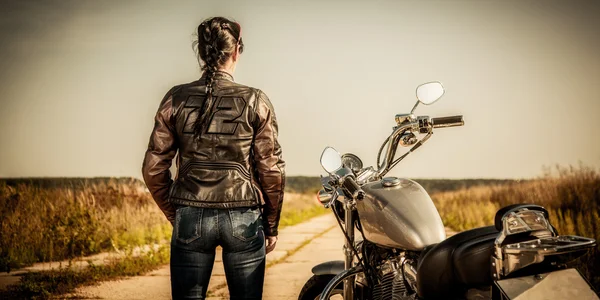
[298,275,344,300]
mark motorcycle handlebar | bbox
[342,176,365,200]
[432,115,464,128]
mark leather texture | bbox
[416,226,499,299]
[142,71,285,236]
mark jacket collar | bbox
[200,70,234,82]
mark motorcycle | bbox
[298,82,598,300]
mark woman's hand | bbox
[265,236,278,254]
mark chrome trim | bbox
[383,131,433,176]
[376,122,416,177]
[343,198,355,300]
[415,131,433,146]
[402,259,418,293]
[493,210,596,278]
[356,166,377,185]
[399,131,417,147]
[496,235,596,278]
[382,177,401,187]
[317,189,334,207]
[395,113,415,125]
[409,100,420,114]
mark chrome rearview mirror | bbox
[416,81,445,105]
[320,147,342,174]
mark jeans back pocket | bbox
[229,207,262,242]
[174,206,202,244]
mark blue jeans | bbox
[170,206,266,300]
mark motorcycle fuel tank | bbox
[356,177,446,250]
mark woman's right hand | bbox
[265,236,278,254]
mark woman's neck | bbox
[217,68,234,77]
[219,58,236,75]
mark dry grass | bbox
[279,192,327,228]
[431,165,600,291]
[0,179,326,273]
[0,179,170,271]
[0,180,327,299]
[0,246,170,300]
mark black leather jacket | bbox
[142,71,285,236]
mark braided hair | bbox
[192,17,243,138]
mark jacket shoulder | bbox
[221,81,266,106]
[253,88,275,111]
[222,81,261,96]
[165,81,206,117]
[169,80,202,103]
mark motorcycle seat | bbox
[416,226,499,299]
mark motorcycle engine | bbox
[357,250,418,300]
[372,259,408,300]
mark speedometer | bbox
[341,153,363,173]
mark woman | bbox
[142,16,285,299]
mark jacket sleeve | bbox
[142,89,178,223]
[253,90,286,236]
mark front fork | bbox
[343,200,355,300]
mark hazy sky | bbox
[0,0,599,179]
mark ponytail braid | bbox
[192,17,240,138]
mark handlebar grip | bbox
[432,115,464,128]
[342,176,365,200]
